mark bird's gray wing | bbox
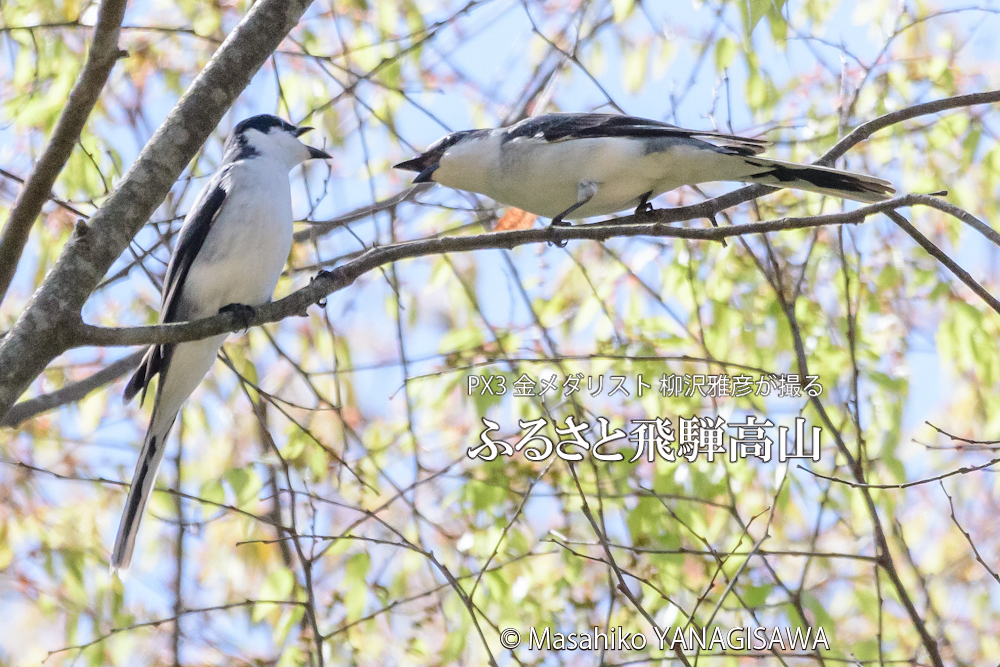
[124,168,231,404]
[502,113,769,156]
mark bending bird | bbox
[112,114,331,574]
[394,112,894,224]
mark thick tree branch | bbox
[0,0,316,417]
[3,89,997,420]
[0,0,128,303]
[72,194,989,348]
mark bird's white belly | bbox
[181,167,293,319]
[485,137,663,219]
[481,138,737,220]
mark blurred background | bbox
[2,0,1000,664]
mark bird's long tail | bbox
[733,156,895,203]
[111,335,226,575]
[111,397,177,574]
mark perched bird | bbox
[394,112,894,224]
[113,114,331,574]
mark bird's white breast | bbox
[486,136,663,219]
[181,157,294,318]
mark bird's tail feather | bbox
[111,335,226,575]
[737,156,895,203]
[110,400,177,575]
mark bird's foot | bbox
[310,269,334,283]
[634,191,655,216]
[219,303,256,331]
[549,218,571,248]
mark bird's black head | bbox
[393,129,486,183]
[225,114,332,164]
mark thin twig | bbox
[799,457,1000,490]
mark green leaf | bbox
[741,583,772,607]
[746,0,771,36]
[962,125,982,169]
[768,0,788,41]
[746,70,766,109]
[623,43,649,93]
[714,36,738,73]
[440,626,467,663]
[345,552,371,620]
[200,480,225,507]
[254,568,295,622]
[0,542,12,571]
[225,466,263,507]
[611,0,635,22]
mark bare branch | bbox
[45,599,308,659]
[73,194,976,349]
[292,183,433,242]
[800,457,1000,490]
[567,464,693,667]
[636,89,1000,221]
[885,209,1000,313]
[820,90,1000,166]
[0,349,143,428]
[767,243,946,666]
[924,421,1000,447]
[940,482,1000,587]
[0,166,91,219]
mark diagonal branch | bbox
[0,166,91,219]
[940,482,1000,587]
[0,349,143,428]
[883,209,1000,312]
[0,0,317,418]
[0,0,128,304]
[768,262,947,666]
[631,89,1000,226]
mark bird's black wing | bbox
[502,113,768,156]
[124,169,231,404]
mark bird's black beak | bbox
[294,126,330,159]
[393,156,427,172]
[394,155,437,183]
[307,146,332,160]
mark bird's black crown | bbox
[234,114,298,136]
